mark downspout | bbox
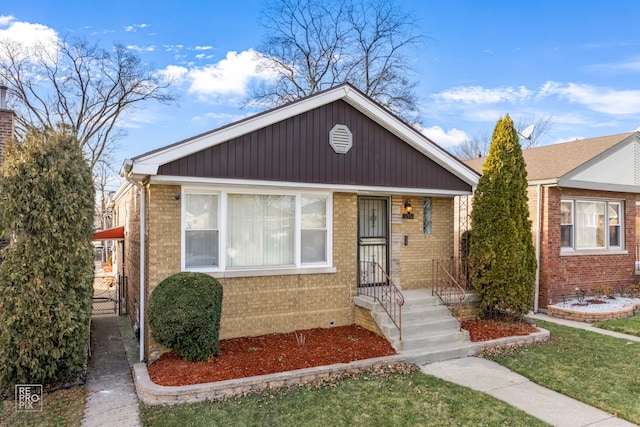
[534,184,542,313]
[121,159,146,363]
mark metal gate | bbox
[358,197,389,286]
[92,269,121,315]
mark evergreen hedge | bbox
[148,272,223,362]
[0,131,95,391]
[468,115,537,320]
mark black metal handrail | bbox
[357,261,404,340]
[432,259,466,328]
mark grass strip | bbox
[1,386,85,427]
[141,368,548,427]
[594,312,640,337]
[487,320,640,424]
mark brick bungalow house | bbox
[465,131,640,312]
[111,84,479,362]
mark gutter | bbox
[534,184,542,313]
[120,159,146,363]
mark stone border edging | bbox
[475,328,550,352]
[547,303,640,323]
[133,328,550,406]
[134,354,407,405]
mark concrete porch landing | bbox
[355,288,479,364]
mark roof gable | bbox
[128,84,478,191]
[560,133,640,192]
[157,99,471,191]
[465,131,640,192]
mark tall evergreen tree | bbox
[0,130,95,390]
[468,115,537,319]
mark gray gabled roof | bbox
[465,132,637,186]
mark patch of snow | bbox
[552,297,640,313]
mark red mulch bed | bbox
[148,321,538,386]
[461,319,538,342]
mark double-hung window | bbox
[183,189,331,271]
[301,196,327,264]
[185,193,219,267]
[560,198,623,251]
[227,194,295,267]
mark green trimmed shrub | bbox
[0,130,95,391]
[148,272,223,362]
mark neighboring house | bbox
[112,84,479,362]
[465,131,640,312]
[0,86,15,251]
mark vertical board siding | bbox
[158,100,470,192]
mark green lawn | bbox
[488,320,640,424]
[594,312,640,337]
[1,386,85,427]
[141,368,549,427]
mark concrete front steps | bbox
[355,288,479,365]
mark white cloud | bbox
[538,81,640,115]
[192,111,248,124]
[589,58,640,73]
[432,85,532,104]
[184,49,276,100]
[418,125,469,148]
[195,46,213,51]
[164,44,184,53]
[124,23,149,32]
[158,65,189,84]
[127,44,155,52]
[0,15,14,26]
[0,15,58,56]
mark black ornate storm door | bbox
[357,197,389,286]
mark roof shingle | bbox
[465,132,635,181]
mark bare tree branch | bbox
[0,35,177,170]
[249,0,423,123]
[451,114,555,160]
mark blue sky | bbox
[3,0,640,187]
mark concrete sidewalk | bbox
[421,357,637,427]
[81,314,141,427]
[528,312,640,342]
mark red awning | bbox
[93,226,125,240]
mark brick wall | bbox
[143,188,359,362]
[538,186,636,308]
[0,109,14,165]
[114,185,142,329]
[132,185,459,362]
[395,195,454,290]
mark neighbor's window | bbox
[561,198,623,251]
[185,193,219,267]
[301,196,327,263]
[227,194,295,267]
[560,201,573,248]
[576,200,605,248]
[423,197,432,235]
[608,202,621,248]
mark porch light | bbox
[402,199,414,219]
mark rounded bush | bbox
[148,272,223,362]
